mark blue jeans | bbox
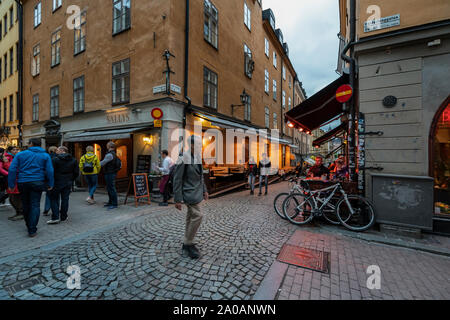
[44,192,51,213]
[248,174,256,192]
[259,175,268,194]
[85,174,98,198]
[49,182,72,221]
[104,173,118,207]
[18,181,46,235]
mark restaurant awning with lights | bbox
[285,74,349,132]
[313,122,347,147]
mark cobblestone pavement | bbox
[0,183,298,300]
[273,230,450,300]
[0,182,449,300]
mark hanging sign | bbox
[336,84,353,103]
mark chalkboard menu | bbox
[136,155,151,173]
[124,173,151,207]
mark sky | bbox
[263,0,341,97]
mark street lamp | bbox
[231,89,249,117]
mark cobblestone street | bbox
[0,182,449,300]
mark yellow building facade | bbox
[0,0,20,147]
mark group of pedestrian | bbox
[246,153,272,196]
[3,139,122,238]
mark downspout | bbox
[183,0,191,130]
[340,0,357,182]
[16,1,23,147]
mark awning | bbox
[313,122,347,147]
[64,126,152,142]
[285,74,349,132]
[194,113,252,131]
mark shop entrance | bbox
[430,96,450,217]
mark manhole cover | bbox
[4,276,46,296]
[276,244,329,273]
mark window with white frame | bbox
[244,2,251,30]
[53,0,62,11]
[74,11,86,54]
[50,86,59,118]
[265,107,270,128]
[273,51,277,68]
[273,79,277,100]
[273,113,277,129]
[113,0,131,34]
[204,67,218,109]
[282,91,286,108]
[112,58,130,104]
[244,94,251,122]
[282,66,286,80]
[264,38,269,57]
[244,44,254,78]
[288,97,291,110]
[204,0,218,48]
[32,44,40,76]
[73,76,85,113]
[32,94,39,121]
[264,69,269,93]
[34,2,41,27]
[51,30,61,67]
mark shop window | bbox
[433,102,450,216]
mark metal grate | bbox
[277,244,329,273]
[4,276,46,296]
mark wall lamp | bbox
[231,89,249,117]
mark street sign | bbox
[151,108,163,120]
[154,120,162,128]
[336,84,353,103]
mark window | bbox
[73,76,85,113]
[9,94,13,122]
[244,94,251,122]
[0,21,2,40]
[289,75,292,88]
[9,7,13,29]
[32,44,40,76]
[53,0,62,11]
[204,0,218,48]
[273,51,277,68]
[3,15,7,35]
[112,58,130,104]
[273,79,277,100]
[3,98,6,124]
[282,66,286,80]
[34,2,41,27]
[244,2,251,30]
[3,54,7,80]
[264,38,269,57]
[16,92,19,121]
[273,113,277,129]
[264,69,269,93]
[51,30,61,67]
[265,107,270,128]
[113,0,131,34]
[0,57,2,83]
[9,47,13,76]
[15,42,18,72]
[32,94,39,121]
[74,12,86,55]
[203,67,218,109]
[244,44,254,78]
[288,97,291,110]
[50,86,59,118]
[282,91,286,108]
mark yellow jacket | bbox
[79,153,101,175]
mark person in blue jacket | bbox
[8,138,54,237]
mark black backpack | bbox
[82,156,95,173]
[113,155,122,173]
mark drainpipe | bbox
[340,0,357,182]
[15,1,23,147]
[183,0,191,130]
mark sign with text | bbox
[124,173,151,207]
[154,120,162,128]
[364,14,400,33]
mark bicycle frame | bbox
[303,183,355,216]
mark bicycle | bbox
[273,177,304,220]
[282,180,376,232]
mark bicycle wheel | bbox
[282,193,314,226]
[321,196,341,225]
[273,192,289,220]
[336,195,376,231]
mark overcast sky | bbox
[263,0,341,97]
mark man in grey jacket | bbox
[173,135,208,259]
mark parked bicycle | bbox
[273,177,304,220]
[282,180,375,231]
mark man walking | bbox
[158,150,174,207]
[101,142,121,211]
[47,147,79,224]
[43,146,58,216]
[173,136,208,259]
[8,139,54,237]
[79,146,101,204]
[247,156,258,195]
[258,153,271,196]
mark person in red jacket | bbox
[2,150,23,221]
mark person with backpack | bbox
[101,141,121,211]
[79,146,101,205]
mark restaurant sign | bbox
[364,14,400,33]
